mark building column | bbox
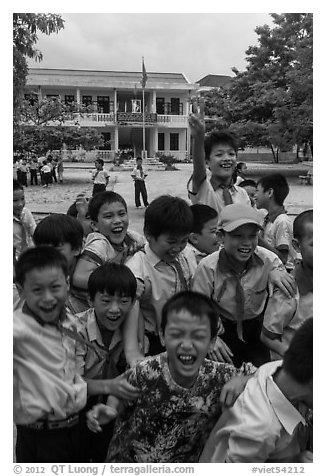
[152,90,157,113]
[37,85,42,101]
[76,88,81,104]
[114,89,117,113]
[114,126,119,152]
[153,128,158,156]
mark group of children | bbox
[13,101,313,464]
[14,153,64,188]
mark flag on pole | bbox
[141,57,148,88]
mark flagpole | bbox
[142,85,145,159]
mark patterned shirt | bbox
[13,208,36,257]
[106,353,254,463]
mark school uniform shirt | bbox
[183,242,209,268]
[187,176,251,214]
[262,207,297,265]
[91,169,110,184]
[41,164,51,174]
[106,352,255,463]
[125,243,196,335]
[13,208,36,257]
[262,260,313,360]
[200,361,311,463]
[132,166,148,181]
[14,305,87,425]
[192,246,285,339]
[75,307,123,380]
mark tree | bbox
[13,13,64,125]
[204,13,313,162]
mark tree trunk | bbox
[270,144,277,163]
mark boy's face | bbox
[207,143,236,181]
[92,291,134,331]
[147,233,190,262]
[295,222,313,269]
[222,223,259,264]
[19,267,69,324]
[191,218,220,255]
[91,201,129,245]
[255,183,270,209]
[162,309,213,388]
[55,243,80,269]
[243,185,257,207]
[95,160,102,170]
[13,189,25,218]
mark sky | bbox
[26,12,276,83]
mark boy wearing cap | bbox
[192,204,293,368]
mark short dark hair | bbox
[96,158,104,166]
[190,204,218,234]
[33,213,84,251]
[88,262,137,301]
[88,191,127,222]
[257,173,289,206]
[282,318,313,384]
[144,195,193,239]
[13,179,23,192]
[15,246,69,287]
[204,129,238,160]
[239,179,257,189]
[236,161,246,172]
[293,209,313,241]
[161,291,218,338]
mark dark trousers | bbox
[220,316,271,368]
[52,168,57,183]
[19,172,28,187]
[134,180,148,207]
[30,170,38,185]
[42,172,52,186]
[92,183,106,196]
[16,422,82,463]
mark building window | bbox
[170,133,179,151]
[156,98,165,114]
[158,133,165,151]
[97,96,110,113]
[82,95,93,107]
[46,94,60,101]
[24,93,38,106]
[170,98,181,115]
[65,95,75,105]
[100,132,111,150]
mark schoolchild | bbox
[14,247,87,463]
[41,159,52,187]
[75,262,140,462]
[187,98,250,213]
[124,195,196,360]
[91,158,110,196]
[131,157,149,208]
[71,191,146,312]
[184,203,220,267]
[13,179,36,259]
[57,156,64,183]
[29,156,39,185]
[255,173,296,267]
[32,213,85,314]
[18,157,28,187]
[261,210,313,359]
[87,291,255,463]
[200,318,313,463]
[233,161,248,186]
[192,204,296,367]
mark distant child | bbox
[14,247,87,463]
[200,318,313,463]
[261,210,313,359]
[185,203,220,267]
[91,158,110,196]
[41,159,52,187]
[51,157,58,183]
[75,262,140,462]
[192,204,296,368]
[13,179,36,259]
[255,173,296,267]
[187,98,250,213]
[71,191,146,312]
[57,156,64,183]
[239,179,267,224]
[18,157,28,187]
[124,194,196,359]
[29,156,38,185]
[131,157,149,208]
[233,161,248,186]
[32,213,85,314]
[87,291,255,463]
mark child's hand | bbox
[220,375,249,408]
[75,193,89,218]
[269,268,296,298]
[208,336,234,364]
[298,450,313,463]
[188,97,205,139]
[86,404,118,433]
[110,374,141,400]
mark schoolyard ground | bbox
[23,162,313,234]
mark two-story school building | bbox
[25,68,198,161]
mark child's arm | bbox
[86,373,141,399]
[75,193,92,236]
[86,399,120,433]
[72,257,98,290]
[208,336,234,364]
[258,236,289,265]
[219,362,256,408]
[105,173,110,187]
[260,330,288,358]
[188,97,207,193]
[122,300,145,367]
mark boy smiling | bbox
[87,291,255,463]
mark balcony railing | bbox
[58,112,189,127]
[157,115,188,124]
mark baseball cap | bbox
[217,204,263,232]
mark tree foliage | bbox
[204,13,313,162]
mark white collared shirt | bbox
[200,361,310,463]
